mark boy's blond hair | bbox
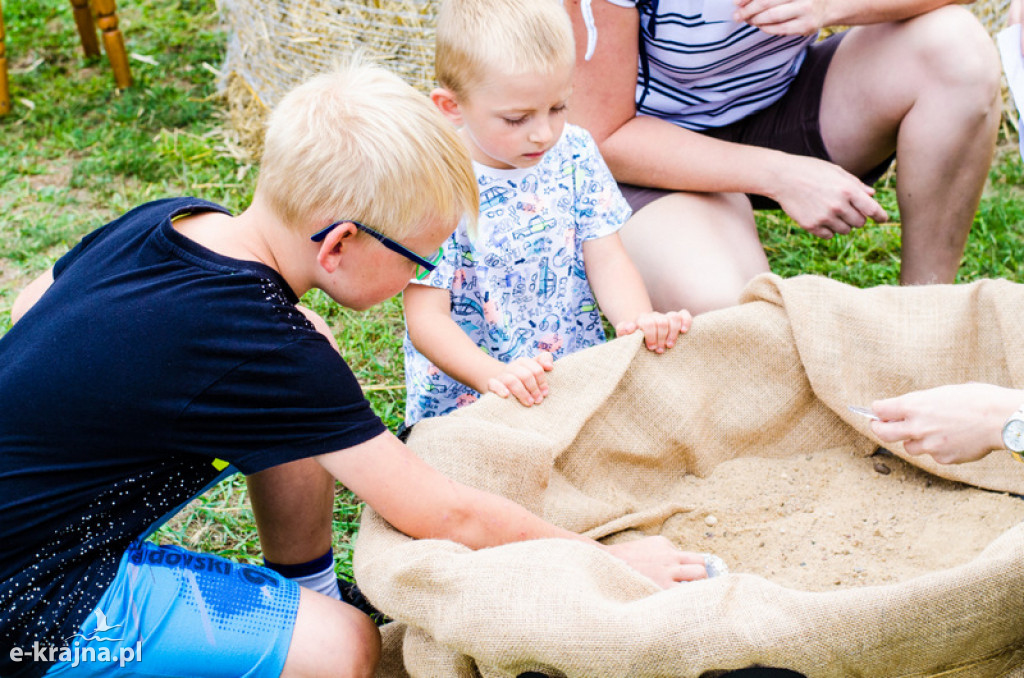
[435,0,575,98]
[257,58,478,241]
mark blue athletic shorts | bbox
[45,541,300,677]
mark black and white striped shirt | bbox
[605,0,817,130]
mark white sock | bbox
[290,564,341,600]
[264,549,341,600]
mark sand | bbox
[660,450,1024,591]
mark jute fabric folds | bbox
[355,274,1024,677]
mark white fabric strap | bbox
[564,0,600,60]
[581,0,598,60]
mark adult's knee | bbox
[622,191,766,315]
[906,6,1000,105]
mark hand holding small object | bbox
[767,155,888,239]
[869,384,1023,464]
[847,405,880,421]
[602,536,709,587]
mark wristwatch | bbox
[1001,404,1024,461]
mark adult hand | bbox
[771,154,888,239]
[486,352,555,406]
[615,310,693,353]
[870,383,1023,464]
[734,0,828,36]
[602,536,708,588]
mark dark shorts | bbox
[619,32,895,212]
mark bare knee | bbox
[620,191,768,315]
[905,6,1001,106]
[281,588,382,678]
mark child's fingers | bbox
[677,309,693,334]
[637,313,674,352]
[639,310,693,352]
[676,562,709,582]
[506,377,538,406]
[511,358,544,389]
[486,377,512,399]
[649,318,669,352]
[518,360,551,399]
[534,351,556,370]
[501,359,552,406]
[489,374,534,405]
[614,320,638,337]
[663,312,684,347]
[669,309,693,336]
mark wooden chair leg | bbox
[0,0,9,115]
[69,0,100,57]
[91,0,131,89]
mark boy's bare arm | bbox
[404,283,552,405]
[582,235,691,352]
[10,267,55,325]
[316,431,707,586]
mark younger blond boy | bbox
[402,0,690,427]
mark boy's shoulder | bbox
[53,197,230,277]
[121,196,228,223]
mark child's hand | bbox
[486,352,555,406]
[615,310,692,353]
[602,536,708,587]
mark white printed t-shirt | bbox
[402,124,631,426]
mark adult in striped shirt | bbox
[567,0,1001,314]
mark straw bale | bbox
[217,0,438,158]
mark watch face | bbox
[1003,418,1024,453]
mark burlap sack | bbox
[354,274,1024,677]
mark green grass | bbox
[2,0,1024,580]
[756,164,1024,286]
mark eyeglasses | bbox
[310,220,444,281]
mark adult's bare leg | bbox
[820,6,1001,284]
[247,458,335,565]
[618,191,770,315]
